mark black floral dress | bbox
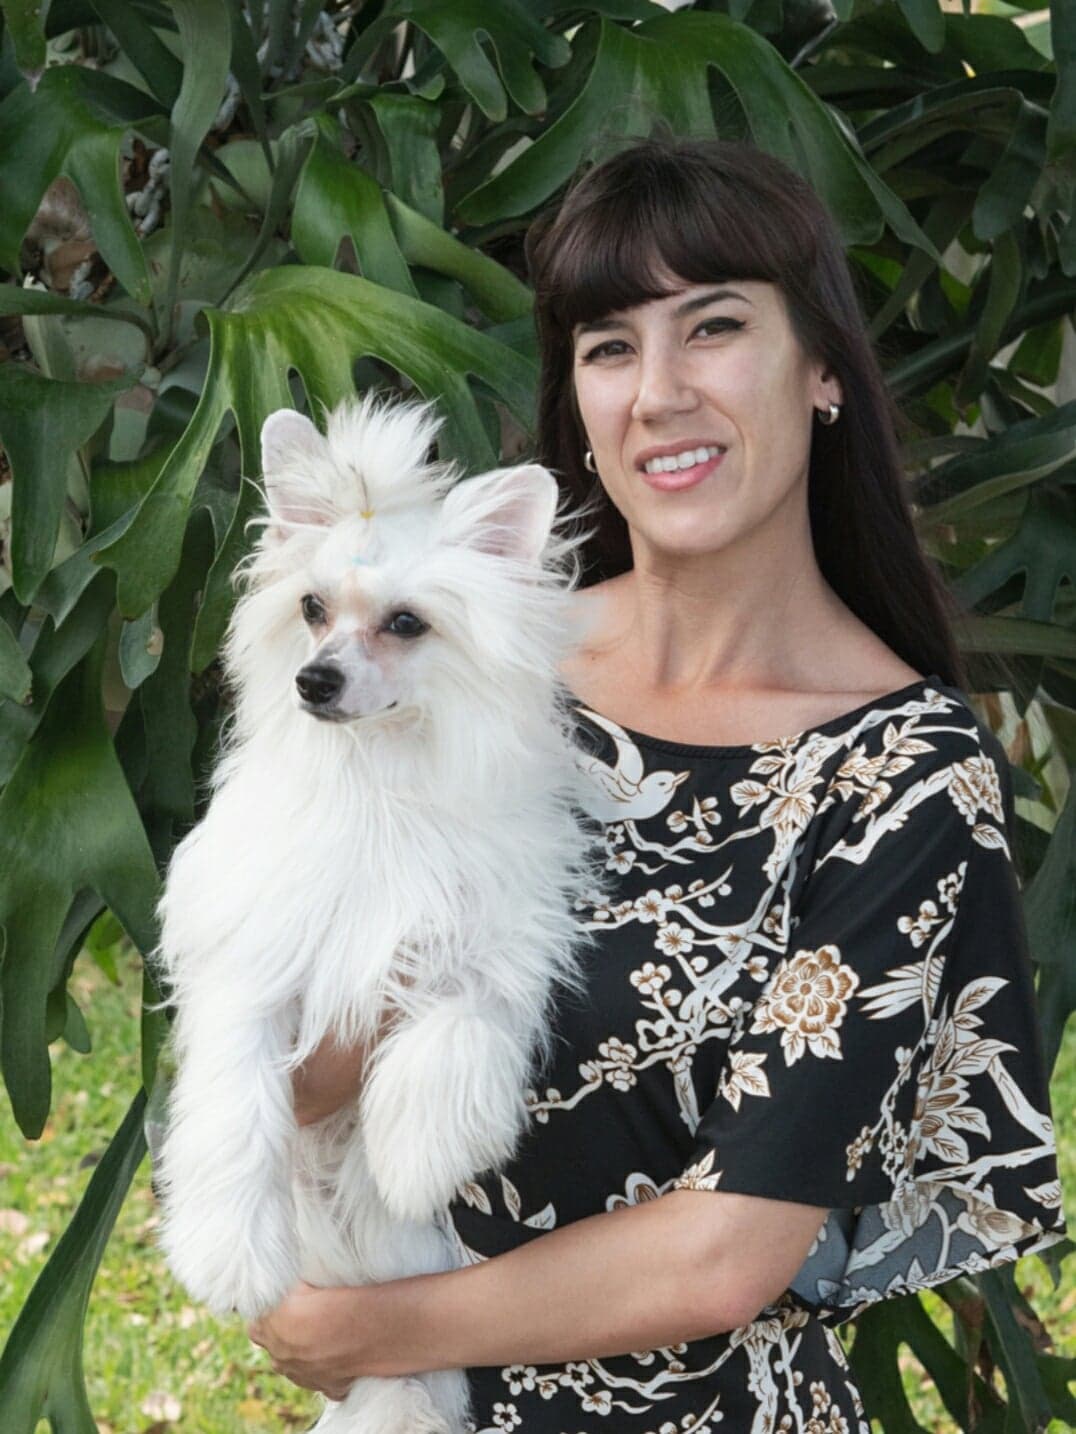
[447,676,1066,1434]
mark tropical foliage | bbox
[0,0,1073,1430]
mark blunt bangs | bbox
[536,147,806,335]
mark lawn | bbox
[1,947,1073,1433]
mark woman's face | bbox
[570,277,841,566]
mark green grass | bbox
[1,948,1073,1433]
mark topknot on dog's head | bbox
[256,392,457,547]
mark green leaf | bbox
[952,488,1076,627]
[1024,779,1076,1073]
[458,13,940,262]
[292,117,416,293]
[916,402,1076,519]
[139,506,215,826]
[0,65,159,302]
[888,277,1076,398]
[979,1266,1054,1434]
[367,91,444,224]
[973,99,1048,243]
[0,611,31,703]
[221,117,317,302]
[1047,0,1076,222]
[955,229,1024,409]
[848,1298,933,1432]
[1010,320,1064,389]
[896,0,944,54]
[87,0,183,108]
[0,1092,147,1434]
[190,471,259,673]
[163,0,234,335]
[0,0,47,79]
[118,603,162,689]
[0,365,133,603]
[0,631,160,1137]
[385,192,532,322]
[0,572,115,786]
[0,284,155,345]
[346,0,571,121]
[955,612,1076,661]
[863,195,968,342]
[224,0,270,161]
[97,265,537,618]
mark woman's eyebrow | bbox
[573,287,754,337]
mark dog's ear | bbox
[441,464,558,563]
[260,409,332,535]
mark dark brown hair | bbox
[525,136,968,690]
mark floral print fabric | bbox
[449,677,1065,1434]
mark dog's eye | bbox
[385,611,428,639]
[301,594,327,625]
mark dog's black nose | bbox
[295,663,344,706]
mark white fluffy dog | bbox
[153,394,597,1432]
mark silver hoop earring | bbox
[816,402,840,426]
[584,449,597,472]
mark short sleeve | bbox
[672,718,1067,1325]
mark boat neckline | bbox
[570,674,949,760]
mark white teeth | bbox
[643,445,724,475]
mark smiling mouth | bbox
[640,444,726,475]
[640,449,727,492]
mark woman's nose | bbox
[630,350,698,423]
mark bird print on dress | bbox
[575,707,689,822]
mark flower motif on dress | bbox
[948,753,1004,825]
[845,1125,874,1178]
[503,1366,538,1396]
[879,1180,935,1237]
[491,1402,521,1430]
[750,946,860,1064]
[953,1191,1036,1247]
[655,922,695,957]
[635,889,671,923]
[599,1036,639,1090]
[937,864,965,914]
[631,961,672,995]
[607,848,637,875]
[897,898,943,948]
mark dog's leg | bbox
[360,995,532,1222]
[156,977,300,1319]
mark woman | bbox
[248,137,1066,1432]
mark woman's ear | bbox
[441,464,559,563]
[259,409,333,536]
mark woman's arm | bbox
[249,1187,829,1396]
[292,1002,404,1126]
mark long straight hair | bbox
[524,136,968,690]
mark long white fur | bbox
[154,393,600,1434]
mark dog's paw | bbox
[361,1018,524,1223]
[159,1195,298,1319]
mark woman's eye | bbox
[579,339,630,363]
[386,611,429,638]
[301,593,326,624]
[693,317,743,338]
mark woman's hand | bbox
[247,1280,375,1400]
